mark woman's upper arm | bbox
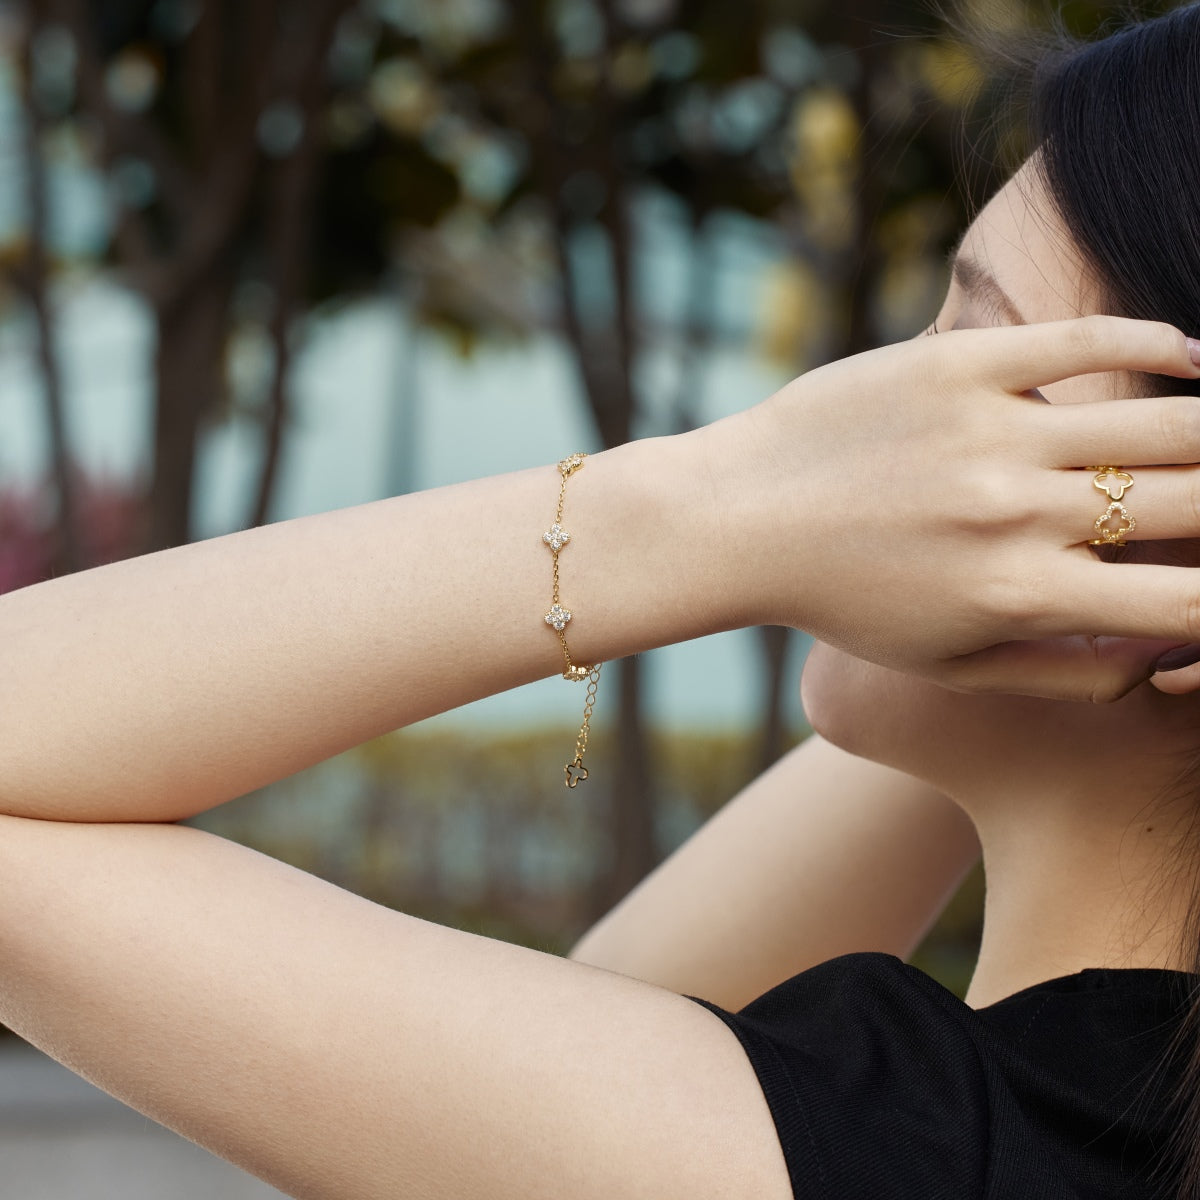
[0,816,792,1200]
[570,736,980,1010]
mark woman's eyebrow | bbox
[950,250,1028,326]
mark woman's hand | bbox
[5,314,1200,826]
[710,315,1200,701]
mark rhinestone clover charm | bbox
[1089,502,1136,546]
[543,523,570,552]
[545,603,572,631]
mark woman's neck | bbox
[964,797,1195,1008]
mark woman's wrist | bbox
[676,401,817,632]
[557,429,761,662]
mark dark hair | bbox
[1031,4,1200,396]
[1023,6,1200,1197]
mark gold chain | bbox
[572,666,600,769]
[543,453,602,788]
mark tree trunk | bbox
[755,625,793,774]
[19,8,81,575]
[247,138,319,529]
[590,654,657,915]
[148,265,235,551]
[247,0,348,528]
[509,0,658,916]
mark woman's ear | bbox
[1150,660,1200,695]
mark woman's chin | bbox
[802,642,896,757]
[800,639,1097,802]
[799,641,968,782]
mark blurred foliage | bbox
[0,0,1190,996]
[911,863,985,998]
[4,0,1185,558]
[192,725,771,949]
[0,466,143,591]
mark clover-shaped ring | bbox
[1089,466,1135,502]
[1084,467,1137,547]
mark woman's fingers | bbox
[1034,396,1200,470]
[963,315,1200,393]
[942,635,1179,703]
[1149,653,1200,694]
[999,398,1200,542]
[987,558,1200,644]
[1051,464,1200,542]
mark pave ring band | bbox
[1087,467,1136,546]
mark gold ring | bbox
[1086,466,1136,546]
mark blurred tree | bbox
[3,0,1187,922]
[42,0,362,549]
[12,4,80,571]
[403,0,974,905]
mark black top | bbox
[692,953,1193,1200]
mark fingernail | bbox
[1188,337,1200,367]
[1154,644,1200,672]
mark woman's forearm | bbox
[571,737,980,1009]
[6,316,1200,822]
[0,814,790,1200]
[0,431,744,822]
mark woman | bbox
[3,8,1200,1200]
[579,8,1200,1198]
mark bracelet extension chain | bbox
[543,453,602,788]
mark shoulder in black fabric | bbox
[974,966,1191,1200]
[691,953,1192,1200]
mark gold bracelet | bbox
[543,453,602,788]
